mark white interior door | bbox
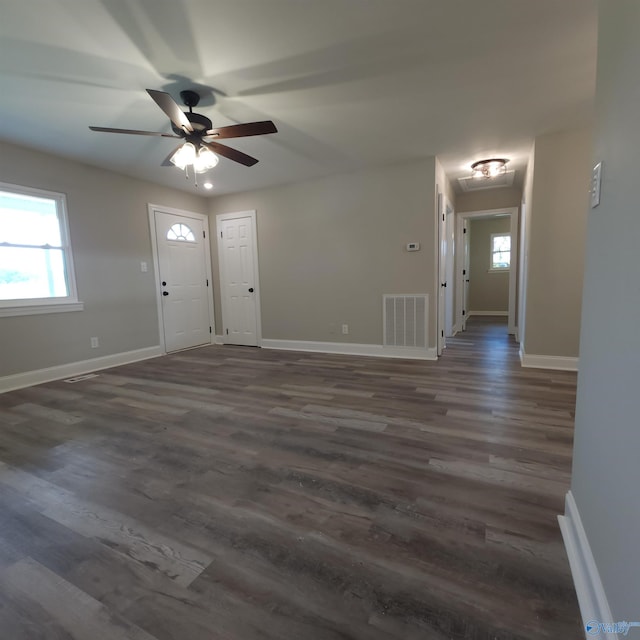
[155,211,211,352]
[445,207,455,336]
[217,211,261,346]
[462,223,470,331]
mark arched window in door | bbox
[167,223,195,242]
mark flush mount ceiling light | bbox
[471,158,508,179]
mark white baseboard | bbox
[558,491,616,638]
[0,346,163,394]
[520,347,579,371]
[214,335,224,345]
[261,339,437,361]
[468,310,509,316]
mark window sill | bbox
[488,268,510,273]
[0,300,84,318]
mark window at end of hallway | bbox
[0,182,83,317]
[489,233,510,271]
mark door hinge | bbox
[463,227,467,234]
[209,326,212,334]
[441,330,444,337]
[463,269,466,275]
[220,230,223,238]
[226,328,229,335]
[442,214,445,221]
[462,310,466,316]
[203,230,206,238]
[206,279,209,286]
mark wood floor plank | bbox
[1,558,159,640]
[0,463,213,588]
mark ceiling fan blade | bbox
[202,141,259,167]
[146,89,193,133]
[204,120,278,140]
[89,126,181,138]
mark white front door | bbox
[155,211,211,352]
[217,211,261,346]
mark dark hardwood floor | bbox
[0,317,582,639]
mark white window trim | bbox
[489,232,511,272]
[0,181,83,317]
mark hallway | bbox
[0,322,581,639]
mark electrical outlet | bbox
[90,337,99,348]
[341,324,349,335]
[140,261,148,272]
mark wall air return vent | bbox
[458,170,515,192]
[383,295,428,348]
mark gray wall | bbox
[456,187,522,213]
[571,0,640,619]
[468,217,510,313]
[523,127,591,358]
[210,159,440,348]
[0,141,207,377]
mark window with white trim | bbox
[0,182,82,316]
[490,233,510,271]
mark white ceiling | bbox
[0,0,597,196]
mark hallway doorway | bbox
[455,208,518,336]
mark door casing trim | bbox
[455,207,519,336]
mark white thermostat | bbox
[406,242,420,252]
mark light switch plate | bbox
[591,161,602,208]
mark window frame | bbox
[0,181,83,317]
[489,232,511,272]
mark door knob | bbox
[162,281,167,286]
[248,287,254,292]
[162,291,169,296]
[441,282,447,288]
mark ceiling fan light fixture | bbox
[170,142,197,170]
[193,146,219,174]
[471,158,508,179]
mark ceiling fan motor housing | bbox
[171,111,212,135]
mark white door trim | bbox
[216,210,262,346]
[455,207,519,335]
[437,191,445,355]
[148,204,216,353]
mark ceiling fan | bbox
[89,89,277,169]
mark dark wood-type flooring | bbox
[0,317,582,639]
